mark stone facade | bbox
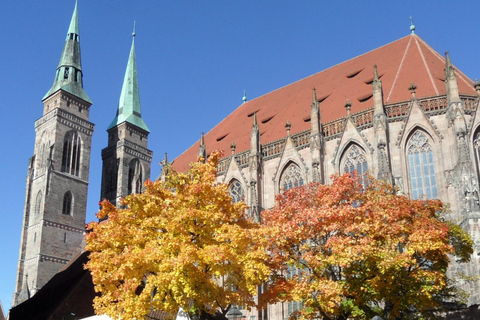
[13,90,94,306]
[172,42,480,319]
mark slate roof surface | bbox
[172,34,476,172]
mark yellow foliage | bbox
[86,152,271,320]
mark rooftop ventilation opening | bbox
[365,74,383,84]
[317,94,330,103]
[216,133,229,142]
[261,115,275,124]
[247,110,261,117]
[358,94,373,103]
[346,69,363,79]
[304,117,311,123]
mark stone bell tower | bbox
[13,1,94,306]
[100,25,152,206]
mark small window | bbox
[62,191,73,215]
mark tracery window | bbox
[61,131,81,176]
[62,191,72,215]
[286,264,304,316]
[128,159,143,195]
[474,131,480,181]
[280,163,304,191]
[34,191,43,217]
[407,131,437,199]
[229,179,245,203]
[342,144,368,181]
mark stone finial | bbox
[230,141,236,154]
[160,152,168,166]
[345,99,352,116]
[285,120,292,135]
[408,82,417,98]
[474,79,480,96]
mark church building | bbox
[172,23,480,318]
[10,2,480,319]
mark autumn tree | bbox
[85,152,271,320]
[261,174,473,320]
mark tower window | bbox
[63,233,67,243]
[34,191,43,216]
[62,191,73,215]
[61,131,81,176]
[64,68,69,79]
[128,159,143,195]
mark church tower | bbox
[13,2,94,306]
[100,26,152,206]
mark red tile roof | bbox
[172,34,476,171]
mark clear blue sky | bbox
[1,0,480,313]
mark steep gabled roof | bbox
[172,34,476,171]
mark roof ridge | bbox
[173,35,415,163]
[415,35,474,87]
[413,35,439,95]
[386,35,413,103]
[248,35,413,105]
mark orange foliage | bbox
[261,174,473,320]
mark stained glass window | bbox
[407,131,437,199]
[474,131,480,181]
[229,179,245,203]
[342,144,368,185]
[281,163,304,191]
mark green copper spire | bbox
[108,23,149,132]
[43,1,91,103]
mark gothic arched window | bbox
[280,162,304,191]
[62,191,72,215]
[128,159,143,195]
[61,131,81,176]
[229,179,245,203]
[474,130,480,181]
[407,131,437,199]
[34,191,43,216]
[342,144,368,177]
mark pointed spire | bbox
[198,132,207,160]
[445,52,461,103]
[445,51,456,80]
[310,88,321,134]
[311,88,319,112]
[43,1,91,103]
[108,22,149,132]
[252,112,258,128]
[231,141,236,154]
[251,112,260,155]
[243,90,247,103]
[409,16,416,35]
[372,65,384,115]
[68,0,79,38]
[372,64,382,89]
